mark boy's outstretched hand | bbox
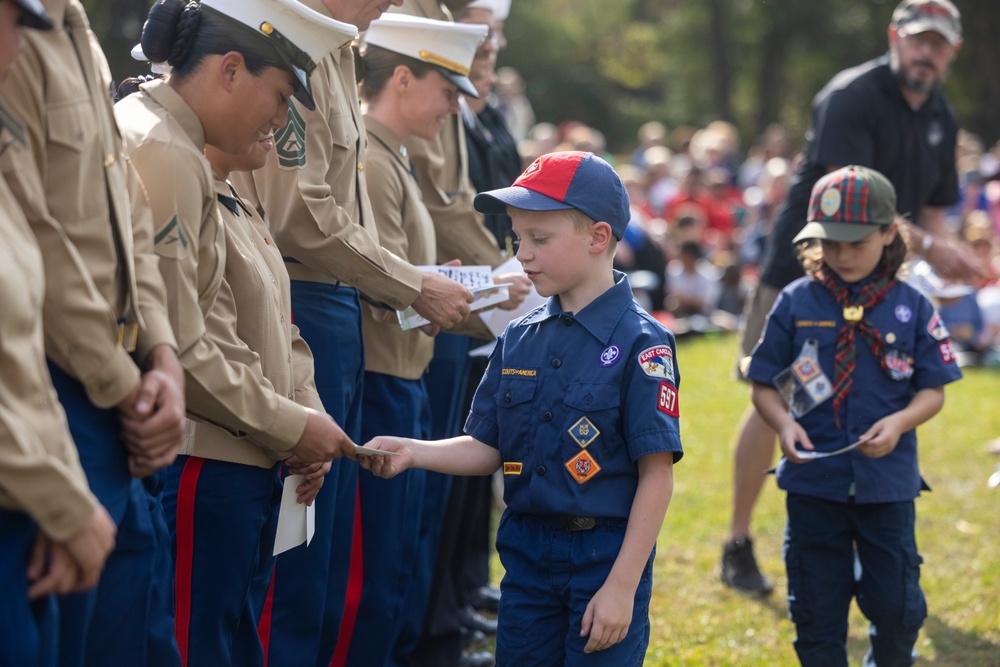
[357,437,413,478]
[581,579,633,653]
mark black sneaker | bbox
[721,536,774,595]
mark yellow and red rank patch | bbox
[564,450,601,484]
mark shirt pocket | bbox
[326,109,358,208]
[494,376,536,457]
[561,382,621,454]
[46,101,100,224]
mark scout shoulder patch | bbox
[938,340,957,364]
[503,462,522,475]
[638,345,675,382]
[276,102,307,169]
[153,214,188,259]
[568,417,599,448]
[564,450,601,484]
[927,312,950,341]
[657,381,679,418]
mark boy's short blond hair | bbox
[508,206,618,255]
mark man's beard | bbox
[892,59,943,95]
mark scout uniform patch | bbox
[599,344,621,367]
[657,381,679,417]
[884,349,914,381]
[564,450,601,484]
[568,417,599,448]
[276,102,307,169]
[927,312,950,341]
[153,214,188,259]
[773,338,833,418]
[637,345,675,383]
[938,340,957,364]
[503,462,522,475]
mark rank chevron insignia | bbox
[276,102,307,168]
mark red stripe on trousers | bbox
[174,456,205,667]
[329,484,364,667]
[258,566,276,665]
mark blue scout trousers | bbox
[0,511,58,667]
[339,372,430,667]
[261,281,364,667]
[48,362,179,667]
[495,511,654,667]
[159,456,282,667]
[784,493,926,667]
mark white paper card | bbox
[477,257,546,338]
[273,474,316,556]
[396,266,509,330]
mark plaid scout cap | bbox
[793,165,897,243]
[892,0,962,47]
[474,151,632,239]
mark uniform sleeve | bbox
[464,337,504,447]
[0,408,99,542]
[911,298,963,391]
[745,288,795,385]
[0,47,141,408]
[131,140,305,452]
[365,147,409,261]
[808,87,875,170]
[407,117,505,268]
[245,67,422,309]
[290,325,324,413]
[126,156,178,364]
[621,326,683,462]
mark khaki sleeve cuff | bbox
[134,312,178,366]
[73,347,141,409]
[253,397,309,453]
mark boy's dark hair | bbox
[796,225,909,278]
[358,44,436,101]
[141,0,291,80]
[679,240,703,259]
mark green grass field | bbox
[487,332,1000,665]
[642,333,1000,666]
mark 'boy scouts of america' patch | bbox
[564,450,601,484]
[276,102,307,169]
[568,417,599,448]
[638,345,675,383]
[153,214,188,259]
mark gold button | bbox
[104,154,116,167]
[357,163,364,172]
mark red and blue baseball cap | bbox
[793,165,897,243]
[474,151,631,239]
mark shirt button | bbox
[551,358,561,368]
[535,466,546,476]
[280,314,285,323]
[358,163,364,172]
[542,411,552,422]
[103,154,116,167]
[503,392,512,404]
[561,316,573,326]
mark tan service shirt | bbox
[0,0,176,410]
[115,80,307,467]
[187,179,326,464]
[362,118,436,379]
[393,0,506,270]
[0,173,99,541]
[232,16,423,310]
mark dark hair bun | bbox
[140,0,201,67]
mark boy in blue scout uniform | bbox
[747,165,963,666]
[360,151,683,666]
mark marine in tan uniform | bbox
[0,0,185,663]
[229,2,477,663]
[113,0,358,664]
[0,5,116,660]
[340,14,486,663]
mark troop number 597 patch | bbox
[657,381,679,418]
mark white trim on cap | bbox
[467,0,511,21]
[201,0,359,63]
[364,13,486,77]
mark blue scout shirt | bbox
[747,275,962,504]
[464,271,683,520]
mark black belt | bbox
[517,514,625,532]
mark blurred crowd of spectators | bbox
[492,79,1000,364]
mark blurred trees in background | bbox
[89,0,1000,155]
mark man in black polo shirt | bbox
[722,0,984,595]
